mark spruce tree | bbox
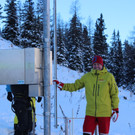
[21,0,36,48]
[57,18,67,66]
[63,23,69,67]
[0,4,2,20]
[110,30,123,86]
[87,16,93,43]
[115,31,123,86]
[109,30,117,73]
[131,43,135,91]
[123,40,135,90]
[2,0,19,45]
[0,4,3,36]
[123,40,131,86]
[93,13,108,66]
[82,26,93,72]
[34,0,43,47]
[15,0,23,46]
[129,42,135,91]
[67,11,83,72]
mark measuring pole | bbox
[72,109,74,135]
[65,117,68,135]
[95,126,98,135]
[43,0,51,134]
[53,0,58,128]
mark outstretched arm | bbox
[53,77,85,92]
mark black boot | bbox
[83,133,92,135]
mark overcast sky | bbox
[1,0,135,43]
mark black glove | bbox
[7,92,12,102]
[37,97,42,102]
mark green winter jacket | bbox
[62,67,119,117]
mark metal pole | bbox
[43,0,51,134]
[72,109,74,135]
[69,120,71,135]
[95,126,98,135]
[65,117,68,135]
[53,0,58,128]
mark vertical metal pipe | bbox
[69,120,71,135]
[53,0,58,128]
[65,117,68,135]
[95,126,98,135]
[72,109,74,135]
[43,0,51,134]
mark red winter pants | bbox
[83,116,111,135]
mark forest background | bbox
[0,0,134,91]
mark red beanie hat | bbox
[92,55,103,66]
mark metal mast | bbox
[53,0,58,128]
[43,0,51,134]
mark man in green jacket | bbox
[54,55,119,135]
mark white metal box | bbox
[0,48,43,85]
[0,48,52,96]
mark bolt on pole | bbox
[43,0,51,135]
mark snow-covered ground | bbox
[0,36,135,135]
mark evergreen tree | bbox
[123,40,135,90]
[0,4,3,36]
[57,18,67,66]
[93,13,108,65]
[129,42,135,91]
[82,26,93,72]
[63,22,69,67]
[123,40,131,86]
[110,30,123,86]
[21,0,36,48]
[34,0,43,47]
[67,11,83,72]
[0,4,2,20]
[131,42,135,90]
[2,0,19,45]
[15,0,23,46]
[115,31,123,86]
[87,16,93,43]
[109,30,117,73]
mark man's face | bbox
[93,63,103,70]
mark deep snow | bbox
[0,36,135,135]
